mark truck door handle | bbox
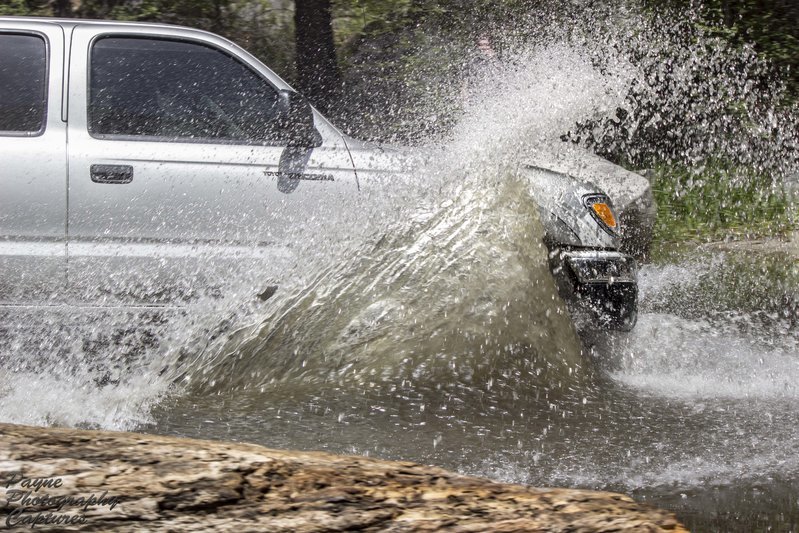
[91,164,133,184]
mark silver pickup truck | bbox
[0,17,654,330]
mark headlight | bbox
[583,194,618,235]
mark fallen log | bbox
[0,423,687,532]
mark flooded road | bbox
[123,244,796,532]
[6,180,796,531]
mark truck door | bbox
[66,25,358,305]
[0,21,67,304]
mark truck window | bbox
[89,36,284,144]
[0,33,47,135]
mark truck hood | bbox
[342,136,652,214]
[346,137,646,197]
[521,142,651,210]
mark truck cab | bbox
[1,18,359,306]
[0,17,644,330]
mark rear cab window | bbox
[0,33,48,135]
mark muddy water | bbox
[11,173,799,530]
[134,246,798,532]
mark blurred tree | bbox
[52,0,71,16]
[649,0,799,98]
[79,0,232,32]
[229,0,296,83]
[0,0,52,15]
[294,0,340,112]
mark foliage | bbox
[0,0,50,16]
[78,0,233,32]
[565,5,798,171]
[0,0,297,81]
[225,1,296,82]
[0,0,31,15]
[693,0,799,99]
[651,161,794,242]
[332,0,414,47]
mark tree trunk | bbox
[723,0,735,26]
[294,0,341,114]
[51,0,73,17]
[0,422,688,532]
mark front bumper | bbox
[548,249,638,331]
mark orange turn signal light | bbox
[590,202,617,230]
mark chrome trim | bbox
[562,250,636,284]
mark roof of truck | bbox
[0,16,191,32]
[0,16,233,50]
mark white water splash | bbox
[611,312,799,399]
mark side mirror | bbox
[275,89,323,148]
